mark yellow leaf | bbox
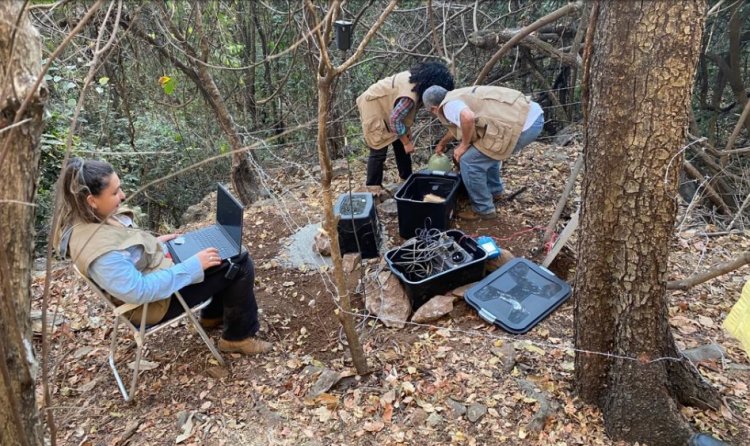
[522,342,545,356]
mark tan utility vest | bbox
[356,71,419,149]
[68,219,173,325]
[438,86,530,161]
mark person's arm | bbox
[389,97,416,153]
[454,107,476,162]
[88,248,204,305]
[435,132,454,154]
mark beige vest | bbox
[356,71,419,149]
[68,218,173,325]
[438,86,530,160]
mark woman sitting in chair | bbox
[53,158,271,355]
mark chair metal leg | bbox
[108,315,131,401]
[176,293,226,367]
[129,336,144,400]
[128,303,150,400]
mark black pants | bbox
[365,139,412,186]
[160,254,259,341]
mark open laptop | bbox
[166,183,244,263]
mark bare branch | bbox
[721,98,750,153]
[469,28,581,67]
[683,160,733,215]
[475,1,583,85]
[334,0,398,75]
[726,190,750,232]
[667,251,750,290]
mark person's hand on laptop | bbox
[157,233,180,243]
[196,247,223,270]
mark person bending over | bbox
[423,85,544,220]
[357,61,455,186]
[53,158,271,355]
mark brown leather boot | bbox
[199,317,222,329]
[218,337,272,355]
[457,209,497,221]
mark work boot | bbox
[458,209,497,221]
[199,317,222,329]
[218,337,272,355]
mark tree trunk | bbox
[142,3,262,206]
[316,74,369,375]
[194,4,261,205]
[575,2,720,445]
[0,3,46,445]
[239,0,258,126]
[193,58,261,205]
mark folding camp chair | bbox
[73,265,225,402]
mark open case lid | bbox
[464,258,571,334]
[334,192,373,219]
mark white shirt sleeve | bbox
[442,100,468,126]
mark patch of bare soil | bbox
[34,142,748,445]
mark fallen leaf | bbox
[314,406,333,422]
[127,360,158,371]
[363,420,384,432]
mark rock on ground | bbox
[313,231,332,257]
[365,271,411,328]
[411,294,454,323]
[342,252,361,273]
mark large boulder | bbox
[365,271,411,328]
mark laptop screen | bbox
[217,184,244,251]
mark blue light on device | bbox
[476,236,500,259]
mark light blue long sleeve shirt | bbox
[88,246,204,305]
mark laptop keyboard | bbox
[191,228,238,259]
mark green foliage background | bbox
[31,0,748,252]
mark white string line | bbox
[243,137,417,342]
[266,126,389,338]
[239,155,716,375]
[68,119,583,160]
[243,139,342,302]
[334,302,716,369]
[64,133,720,377]
[240,154,721,372]
[75,112,584,159]
[0,199,37,207]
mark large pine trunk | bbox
[574,1,720,445]
[0,3,46,445]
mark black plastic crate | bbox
[334,192,381,258]
[394,170,461,239]
[464,258,571,334]
[385,230,487,309]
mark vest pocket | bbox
[479,118,513,156]
[364,118,393,149]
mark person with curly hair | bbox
[357,61,454,186]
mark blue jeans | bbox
[460,114,544,214]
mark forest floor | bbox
[33,141,750,445]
